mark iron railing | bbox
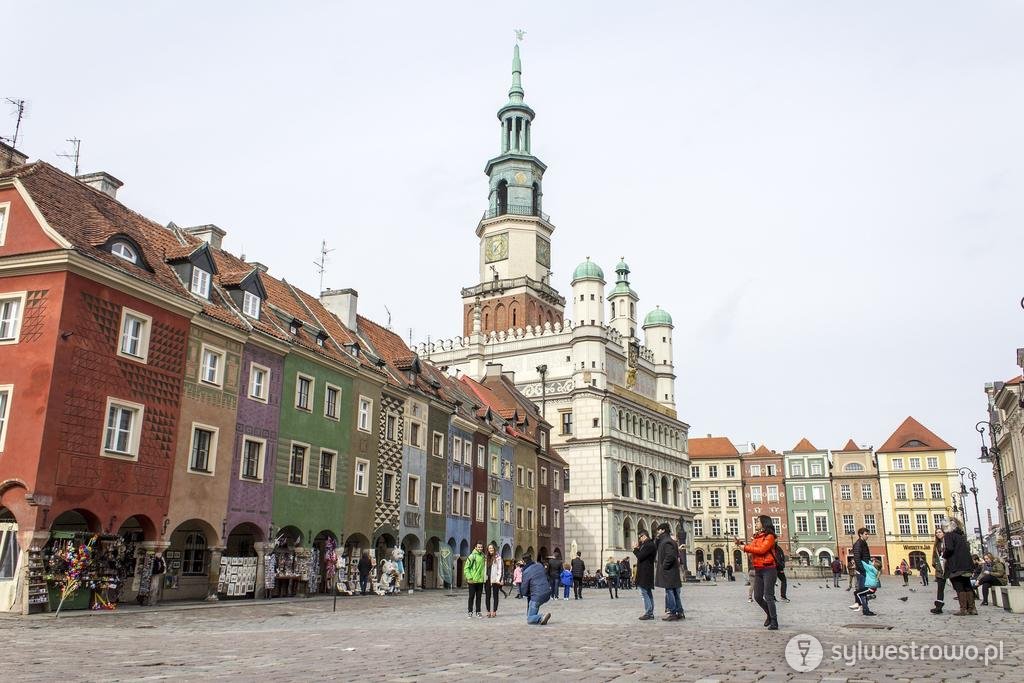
[483,203,550,222]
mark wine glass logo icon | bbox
[785,633,824,672]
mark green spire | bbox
[508,43,525,105]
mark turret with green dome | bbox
[572,257,604,283]
[643,306,673,328]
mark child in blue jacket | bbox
[560,564,573,600]
[855,558,882,616]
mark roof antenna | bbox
[313,240,334,294]
[57,137,81,176]
[1,98,27,165]
[383,305,392,330]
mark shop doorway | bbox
[908,551,926,571]
[166,519,219,601]
[423,537,441,589]
[226,523,263,557]
[817,550,833,566]
[340,534,370,594]
[400,534,419,591]
[0,507,19,612]
[733,550,743,571]
[713,548,725,567]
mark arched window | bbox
[843,462,865,472]
[632,416,638,435]
[646,420,651,440]
[183,532,207,575]
[111,241,137,263]
[629,302,635,317]
[661,476,669,503]
[673,479,681,507]
[634,469,644,499]
[610,302,616,317]
[623,518,632,549]
[496,180,508,215]
[620,466,630,497]
[532,182,541,215]
[648,473,657,502]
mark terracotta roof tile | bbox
[790,437,819,453]
[837,439,861,452]
[878,416,954,453]
[687,436,739,458]
[751,444,775,456]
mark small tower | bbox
[643,306,675,408]
[571,258,607,393]
[571,257,605,328]
[608,258,639,341]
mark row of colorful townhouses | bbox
[687,416,960,575]
[0,148,566,613]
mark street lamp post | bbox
[957,467,984,550]
[976,420,1021,586]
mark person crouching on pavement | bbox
[632,529,656,620]
[654,522,684,620]
[519,554,552,625]
[736,515,779,630]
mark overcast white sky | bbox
[8,2,1023,521]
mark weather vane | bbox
[515,28,526,42]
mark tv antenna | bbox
[57,138,81,176]
[313,240,335,293]
[383,305,392,330]
[1,98,26,165]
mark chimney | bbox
[185,224,226,250]
[485,362,503,378]
[320,288,358,331]
[77,171,123,199]
[0,141,28,171]
[988,509,994,531]
[251,262,269,273]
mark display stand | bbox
[25,550,48,614]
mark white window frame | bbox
[840,483,851,501]
[811,485,825,502]
[912,483,925,500]
[790,462,803,477]
[409,420,423,449]
[239,435,266,482]
[898,513,911,535]
[432,431,444,458]
[861,483,873,500]
[452,436,462,463]
[927,457,939,470]
[810,462,823,476]
[892,457,904,470]
[708,465,719,478]
[916,513,929,535]
[864,513,877,535]
[527,468,535,489]
[814,513,829,533]
[357,396,373,433]
[354,458,370,496]
[750,485,762,503]
[187,422,219,476]
[750,464,761,477]
[452,486,461,516]
[726,464,736,478]
[190,267,211,298]
[408,475,420,507]
[690,490,702,508]
[553,508,561,529]
[475,492,484,522]
[101,397,144,460]
[516,506,524,529]
[766,464,777,476]
[386,413,398,441]
[909,457,921,470]
[540,467,548,486]
[318,449,337,490]
[503,501,512,524]
[527,508,535,530]
[553,469,561,490]
[199,344,226,387]
[242,291,261,319]
[0,292,27,345]
[691,465,700,479]
[0,384,12,452]
[288,441,309,487]
[766,485,779,502]
[792,486,806,502]
[0,201,9,246]
[111,241,137,263]
[727,489,738,507]
[930,482,943,500]
[476,444,485,468]
[117,308,152,363]
[463,439,472,465]
[324,383,341,421]
[842,514,855,535]
[795,513,809,534]
[516,465,524,487]
[294,373,314,412]
[430,483,443,513]
[462,489,471,518]
[895,483,907,500]
[541,504,548,527]
[248,363,270,403]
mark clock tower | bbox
[462,41,565,336]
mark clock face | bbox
[536,236,551,267]
[514,171,527,185]
[485,233,509,263]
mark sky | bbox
[7,2,1023,521]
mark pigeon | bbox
[909,588,916,593]
[898,596,909,602]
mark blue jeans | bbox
[639,586,654,616]
[563,584,570,598]
[665,586,682,615]
[527,594,550,624]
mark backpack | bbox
[771,542,786,570]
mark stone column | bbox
[433,551,443,588]
[16,530,50,615]
[206,546,226,601]
[410,550,425,591]
[254,542,272,599]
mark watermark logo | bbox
[785,634,824,672]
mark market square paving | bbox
[3,578,1021,682]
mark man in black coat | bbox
[942,520,976,615]
[654,522,683,620]
[546,557,562,599]
[632,530,657,620]
[849,528,871,609]
[571,552,586,599]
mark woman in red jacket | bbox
[735,515,779,630]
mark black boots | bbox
[929,600,943,614]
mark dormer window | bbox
[316,334,326,347]
[191,267,211,298]
[242,291,261,319]
[111,241,137,264]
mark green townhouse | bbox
[262,279,387,591]
[783,438,839,566]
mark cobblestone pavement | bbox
[3,577,1021,682]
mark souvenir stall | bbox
[44,532,137,613]
[262,537,311,598]
[216,556,259,599]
